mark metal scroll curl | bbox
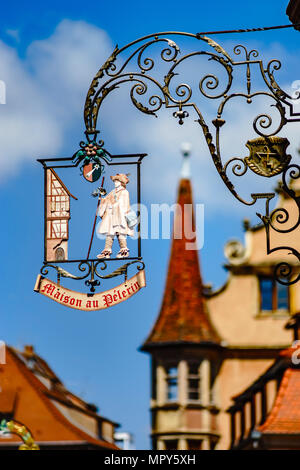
[256,164,300,285]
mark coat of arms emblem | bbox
[245,136,291,178]
[83,162,103,183]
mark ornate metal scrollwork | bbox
[82,31,300,285]
[41,260,145,293]
[256,164,300,285]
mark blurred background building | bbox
[141,148,300,450]
[228,315,300,449]
[0,345,120,449]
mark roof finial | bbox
[180,142,191,179]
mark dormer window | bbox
[259,277,289,312]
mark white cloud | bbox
[27,20,113,119]
[0,40,61,176]
[0,20,113,179]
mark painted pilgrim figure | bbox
[96,173,134,259]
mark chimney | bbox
[23,345,34,357]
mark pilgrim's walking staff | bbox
[86,176,106,259]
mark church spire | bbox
[142,145,220,350]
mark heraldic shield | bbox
[245,136,291,178]
[83,162,103,183]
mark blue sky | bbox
[0,0,299,449]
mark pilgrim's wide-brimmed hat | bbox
[110,173,130,185]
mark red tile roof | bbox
[0,346,119,449]
[142,178,220,349]
[259,368,300,434]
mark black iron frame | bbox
[37,151,146,293]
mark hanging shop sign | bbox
[35,142,146,309]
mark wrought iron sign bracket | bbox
[81,31,300,285]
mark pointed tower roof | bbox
[142,146,220,351]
